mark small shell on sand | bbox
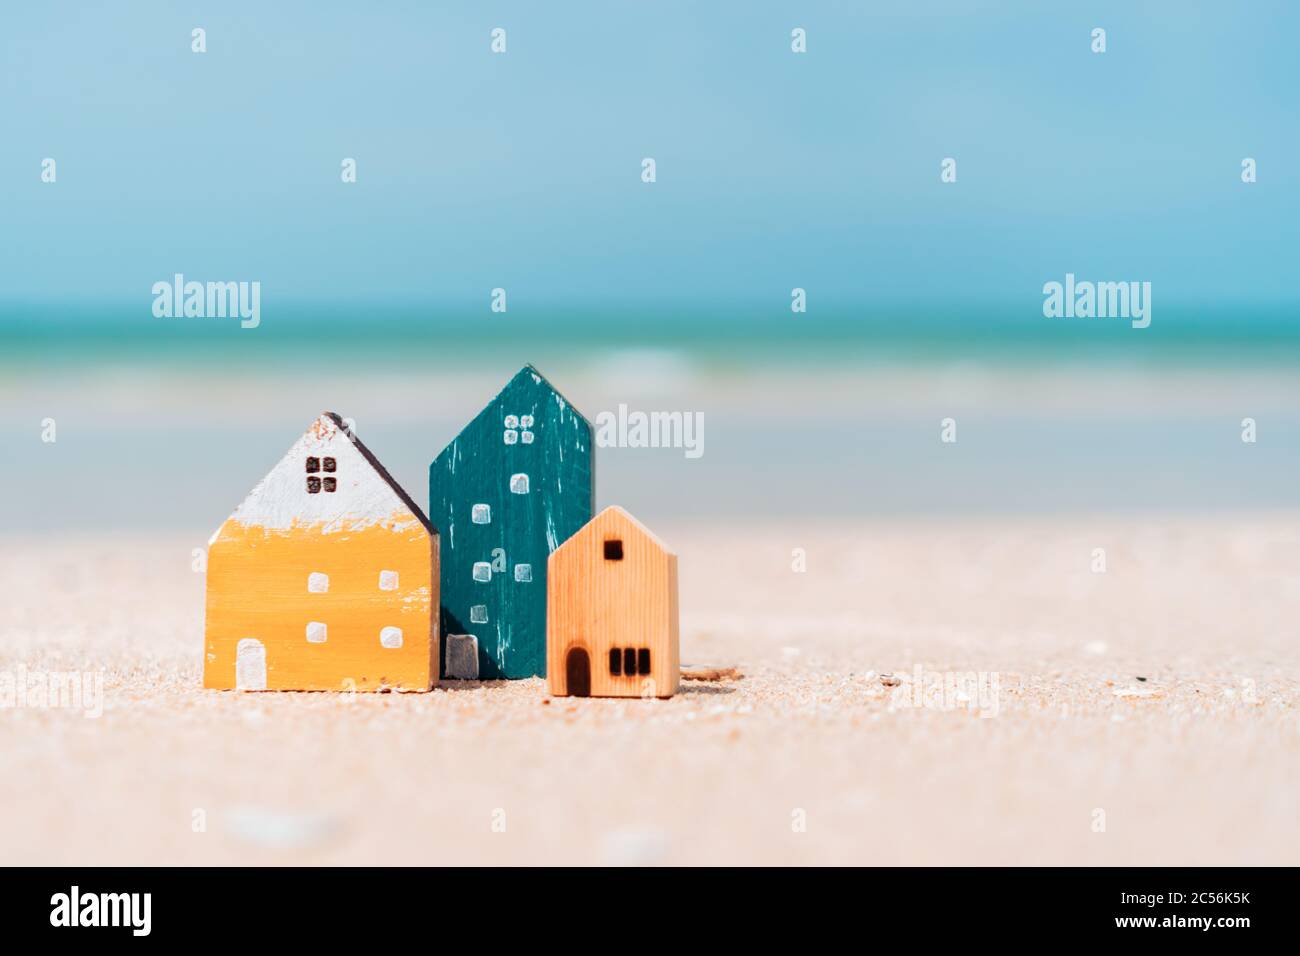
[1114,686,1163,699]
[680,664,743,682]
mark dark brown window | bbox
[608,647,652,675]
[306,456,337,492]
[604,539,624,561]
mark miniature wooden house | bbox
[204,413,438,692]
[430,365,593,680]
[547,506,679,698]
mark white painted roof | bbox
[213,413,432,541]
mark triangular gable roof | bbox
[554,505,675,559]
[510,363,592,428]
[213,412,434,542]
[327,413,435,535]
[437,365,591,456]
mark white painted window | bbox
[380,626,403,649]
[472,562,492,582]
[470,604,488,624]
[378,570,399,591]
[306,621,327,643]
[514,563,532,583]
[307,572,329,593]
[505,413,533,444]
[471,504,491,524]
[510,473,529,494]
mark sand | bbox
[2,515,1297,866]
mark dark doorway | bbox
[566,647,591,697]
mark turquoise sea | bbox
[3,303,1299,533]
[4,302,1299,369]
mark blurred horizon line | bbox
[3,299,1298,370]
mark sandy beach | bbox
[4,0,1299,873]
[3,515,1297,866]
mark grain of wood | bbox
[547,506,679,698]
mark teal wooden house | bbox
[430,365,593,680]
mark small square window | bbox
[520,431,534,444]
[520,415,534,428]
[514,563,532,583]
[472,562,492,582]
[604,539,624,561]
[469,605,488,624]
[322,457,336,472]
[322,477,336,492]
[380,626,403,649]
[509,473,529,494]
[306,457,320,473]
[504,415,519,428]
[503,430,518,445]
[306,621,327,644]
[471,504,491,524]
[638,648,651,675]
[307,572,329,593]
[378,570,399,591]
[307,476,322,494]
[609,648,622,676]
[623,648,636,676]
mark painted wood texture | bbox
[204,413,438,692]
[547,506,679,699]
[430,365,593,680]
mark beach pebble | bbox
[602,826,669,866]
[225,807,341,850]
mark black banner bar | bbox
[0,866,1282,942]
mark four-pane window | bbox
[306,457,338,493]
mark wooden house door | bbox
[236,638,267,691]
[565,647,590,697]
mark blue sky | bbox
[1,1,1297,313]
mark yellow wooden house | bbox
[203,413,438,692]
